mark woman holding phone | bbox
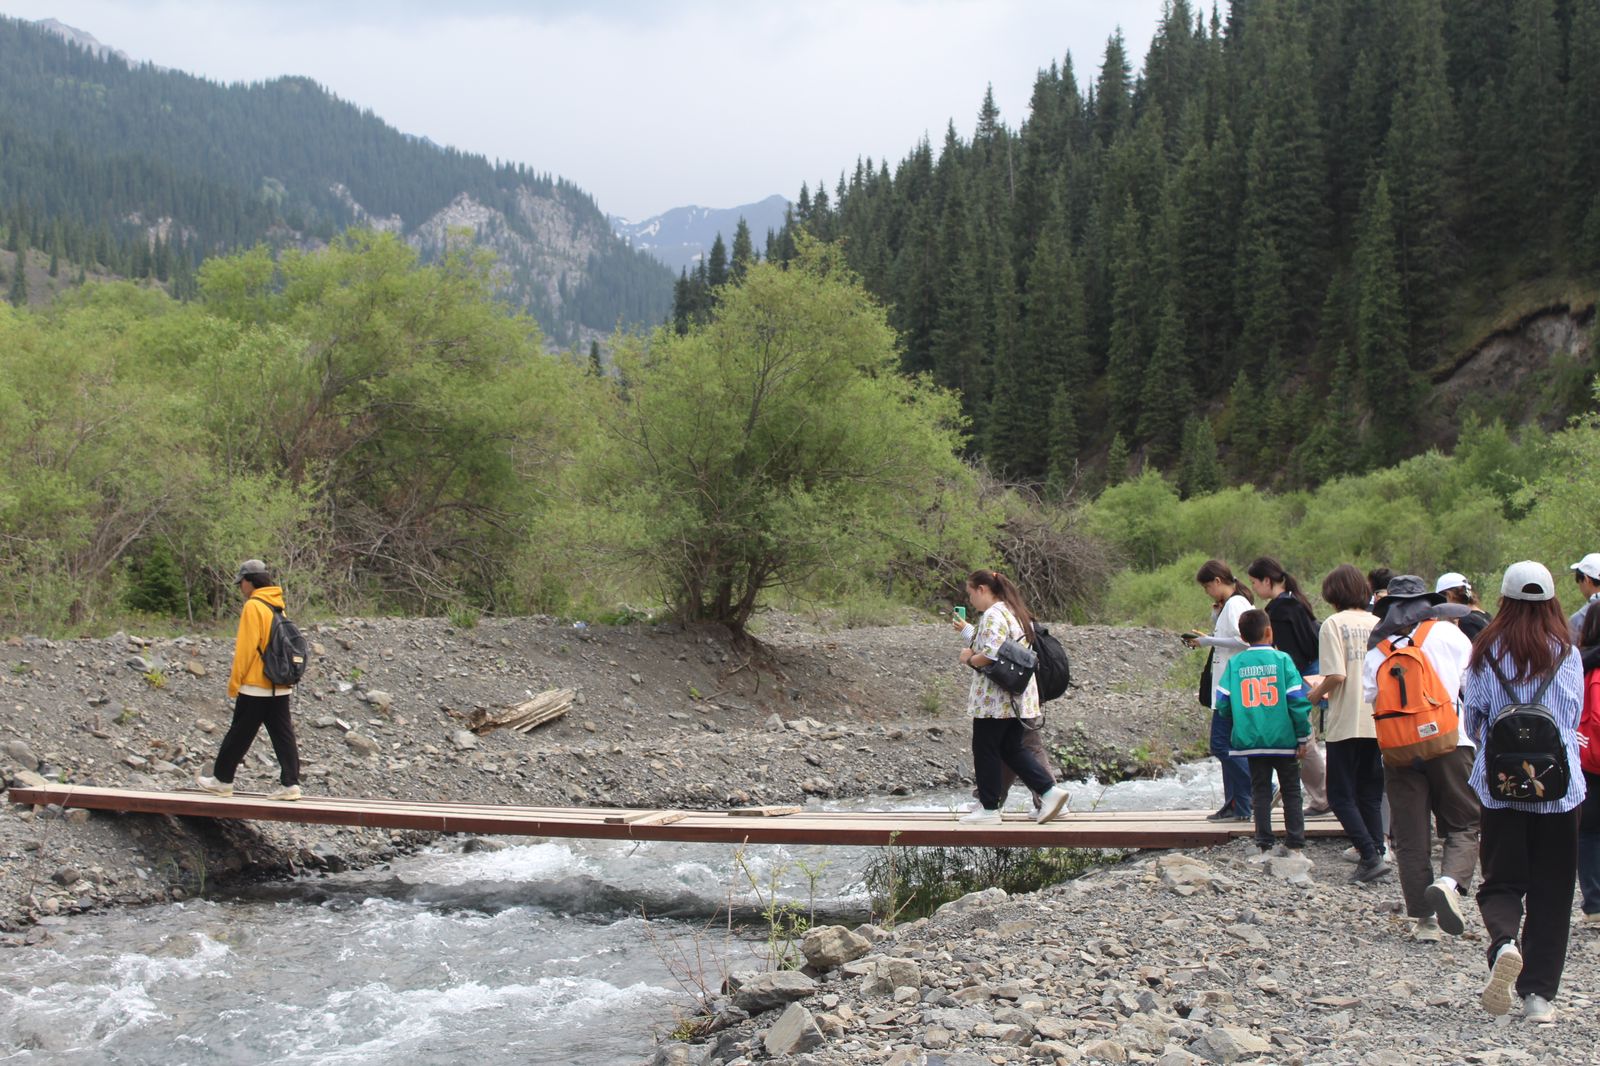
[952,569,1071,826]
[1184,560,1254,821]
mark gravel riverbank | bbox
[0,613,1199,931]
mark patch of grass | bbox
[864,845,1125,924]
[447,605,480,629]
[9,661,29,675]
[114,707,139,725]
[141,670,166,689]
[917,681,943,716]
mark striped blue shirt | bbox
[1461,643,1588,813]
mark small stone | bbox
[123,755,148,770]
[729,969,816,1014]
[185,660,207,677]
[345,733,381,756]
[64,809,90,825]
[366,690,393,711]
[51,866,80,886]
[860,956,922,996]
[195,719,218,734]
[450,730,478,751]
[1083,1039,1128,1063]
[2,740,40,769]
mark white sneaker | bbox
[1341,846,1361,863]
[195,774,233,797]
[1247,848,1273,864]
[1413,916,1443,943]
[1581,912,1600,929]
[960,808,1001,825]
[267,784,302,802]
[1481,943,1523,1016]
[1522,993,1555,1023]
[1036,785,1071,825]
[1425,877,1465,935]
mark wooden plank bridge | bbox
[7,784,1347,849]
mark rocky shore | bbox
[0,613,1198,931]
[654,841,1599,1065]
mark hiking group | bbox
[1177,554,1600,1024]
[954,553,1598,1023]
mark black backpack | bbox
[1481,657,1569,804]
[1033,624,1072,702]
[259,603,310,687]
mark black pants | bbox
[1250,756,1305,850]
[213,693,299,786]
[971,718,1055,810]
[1476,804,1581,1000]
[1326,738,1386,861]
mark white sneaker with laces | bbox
[1036,785,1071,825]
[268,784,302,802]
[1341,846,1361,863]
[960,807,1001,825]
[1522,993,1555,1023]
[1425,877,1466,935]
[1481,943,1524,1016]
[194,774,233,797]
[1413,916,1443,943]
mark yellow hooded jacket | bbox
[230,586,293,698]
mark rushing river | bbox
[0,763,1222,1065]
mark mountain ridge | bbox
[612,194,790,274]
[0,16,672,344]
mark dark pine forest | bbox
[677,0,1600,492]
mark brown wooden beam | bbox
[6,784,1347,850]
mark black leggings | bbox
[213,693,299,786]
[971,717,1055,810]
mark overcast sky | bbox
[0,0,1165,220]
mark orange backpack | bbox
[1372,621,1460,766]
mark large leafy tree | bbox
[577,239,987,637]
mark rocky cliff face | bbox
[1433,303,1598,438]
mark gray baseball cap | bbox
[233,559,271,582]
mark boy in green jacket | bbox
[1216,609,1313,859]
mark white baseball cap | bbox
[1570,553,1600,581]
[1434,572,1470,595]
[1501,560,1556,602]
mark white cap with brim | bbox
[1570,553,1600,581]
[1501,560,1556,602]
[1434,572,1470,594]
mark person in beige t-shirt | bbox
[1305,565,1389,881]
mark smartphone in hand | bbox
[954,606,967,622]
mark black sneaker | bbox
[1351,856,1392,883]
[1204,804,1233,821]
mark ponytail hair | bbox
[1248,555,1315,618]
[966,569,1036,645]
[1196,559,1253,605]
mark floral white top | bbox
[966,601,1040,719]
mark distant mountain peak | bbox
[32,18,132,65]
[612,195,790,273]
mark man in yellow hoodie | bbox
[196,559,302,800]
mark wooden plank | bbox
[725,805,803,817]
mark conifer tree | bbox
[1093,31,1133,148]
[1104,432,1130,487]
[1046,384,1079,497]
[1021,197,1088,407]
[7,259,25,307]
[730,217,754,281]
[1137,296,1193,460]
[928,176,987,421]
[1106,197,1146,436]
[1177,416,1222,498]
[589,340,603,375]
[706,234,728,289]
[1506,0,1563,241]
[1353,175,1413,466]
[1235,233,1287,379]
[1565,0,1600,243]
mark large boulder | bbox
[802,924,872,971]
[762,1001,824,1057]
[729,969,816,1014]
[860,955,923,996]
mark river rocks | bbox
[762,1001,824,1056]
[450,730,478,751]
[1190,1026,1272,1063]
[365,690,393,712]
[802,925,871,970]
[859,955,921,996]
[2,740,39,769]
[935,886,1007,916]
[728,969,815,1014]
[184,660,207,677]
[11,769,47,789]
[344,732,380,755]
[195,718,218,734]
